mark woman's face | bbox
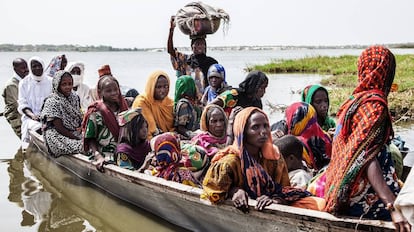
[59,74,73,97]
[244,111,270,148]
[209,76,222,89]
[70,67,81,75]
[138,121,148,140]
[255,81,268,99]
[30,60,43,77]
[312,89,329,119]
[154,76,169,100]
[99,79,120,104]
[208,108,226,137]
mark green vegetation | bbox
[250,55,414,121]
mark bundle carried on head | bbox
[175,1,230,38]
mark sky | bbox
[1,0,414,49]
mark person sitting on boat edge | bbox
[115,108,151,170]
[132,70,175,140]
[82,75,129,172]
[201,63,230,106]
[210,70,268,117]
[324,46,410,231]
[145,132,200,187]
[174,75,201,140]
[301,84,336,135]
[18,56,53,149]
[40,71,83,157]
[274,135,312,191]
[201,107,318,212]
[2,58,29,138]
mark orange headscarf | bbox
[132,70,174,139]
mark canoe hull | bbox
[28,131,394,232]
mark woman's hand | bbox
[391,210,411,232]
[170,16,176,30]
[255,195,273,211]
[231,188,249,213]
[93,151,106,173]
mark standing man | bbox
[2,58,29,138]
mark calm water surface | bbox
[1,49,413,231]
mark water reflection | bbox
[7,145,186,232]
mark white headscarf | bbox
[28,56,47,81]
[65,61,85,87]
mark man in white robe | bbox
[18,56,52,149]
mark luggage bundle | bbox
[175,2,230,38]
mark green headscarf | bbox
[174,75,196,107]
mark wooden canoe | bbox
[28,130,395,232]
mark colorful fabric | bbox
[307,168,327,198]
[285,102,332,171]
[40,71,83,156]
[202,107,290,204]
[170,50,218,89]
[324,46,398,219]
[98,64,112,77]
[45,55,65,77]
[151,133,199,186]
[116,142,150,170]
[181,143,208,171]
[174,98,199,132]
[132,70,174,139]
[301,84,336,131]
[174,75,200,131]
[82,94,127,158]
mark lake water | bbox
[1,48,413,231]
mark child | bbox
[115,108,150,170]
[82,74,129,172]
[40,71,83,157]
[274,135,311,190]
[174,75,200,139]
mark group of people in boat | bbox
[1,21,411,231]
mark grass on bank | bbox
[249,55,414,121]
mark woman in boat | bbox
[147,132,200,187]
[40,70,83,157]
[202,107,292,211]
[132,70,174,139]
[115,108,150,170]
[64,61,92,111]
[301,84,336,134]
[324,46,410,230]
[201,64,229,105]
[174,75,200,140]
[182,104,228,181]
[82,74,128,171]
[210,70,268,116]
[285,102,332,173]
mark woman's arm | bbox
[167,16,176,56]
[52,118,79,140]
[366,158,410,231]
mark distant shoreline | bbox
[1,43,414,52]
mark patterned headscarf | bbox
[40,71,82,132]
[212,107,282,199]
[174,75,196,107]
[152,132,182,167]
[324,46,396,214]
[285,102,332,171]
